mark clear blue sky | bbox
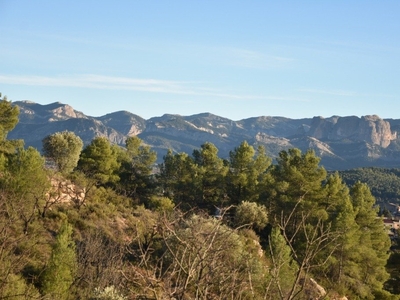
[0,1,399,120]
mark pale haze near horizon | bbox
[0,1,399,121]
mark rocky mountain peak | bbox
[308,115,396,148]
[14,101,87,123]
[98,111,146,136]
[48,103,78,120]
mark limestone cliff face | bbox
[49,104,79,120]
[359,115,396,147]
[308,115,396,148]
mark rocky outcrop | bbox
[48,103,81,120]
[48,177,86,206]
[307,278,326,299]
[308,115,396,148]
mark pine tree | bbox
[193,142,228,210]
[316,173,361,296]
[0,95,23,155]
[266,227,299,299]
[78,137,120,185]
[159,150,200,210]
[267,149,327,245]
[0,95,19,141]
[42,220,77,299]
[117,136,157,202]
[348,182,391,298]
[265,149,357,298]
[227,141,271,204]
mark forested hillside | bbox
[339,168,400,203]
[1,96,399,299]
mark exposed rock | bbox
[49,104,79,120]
[308,115,396,148]
[48,177,86,206]
[291,136,340,159]
[308,278,327,299]
[9,101,400,170]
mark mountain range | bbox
[9,101,400,170]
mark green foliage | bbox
[316,174,363,296]
[0,96,19,139]
[42,130,83,174]
[0,274,41,299]
[42,220,77,299]
[265,149,394,299]
[0,226,47,298]
[193,142,229,209]
[0,95,23,155]
[227,141,271,204]
[117,136,157,202]
[0,149,51,298]
[338,167,400,203]
[234,201,268,230]
[131,205,159,245]
[267,149,328,239]
[147,195,175,212]
[372,289,399,300]
[348,182,391,297]
[0,112,397,300]
[158,149,201,209]
[0,146,51,233]
[267,227,299,299]
[4,147,49,193]
[78,137,120,185]
[162,214,267,298]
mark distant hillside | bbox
[337,167,400,205]
[9,101,400,170]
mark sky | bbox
[0,1,399,120]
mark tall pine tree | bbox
[42,220,77,299]
[227,141,271,204]
[349,182,391,298]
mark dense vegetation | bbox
[338,168,400,203]
[0,95,399,299]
